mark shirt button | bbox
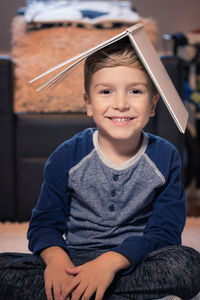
[111,190,116,197]
[109,204,115,212]
[113,175,119,181]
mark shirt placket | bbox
[108,173,122,214]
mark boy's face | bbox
[84,65,158,145]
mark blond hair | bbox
[84,37,157,96]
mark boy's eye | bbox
[100,89,111,95]
[130,89,142,94]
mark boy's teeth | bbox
[112,118,130,122]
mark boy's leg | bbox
[1,246,199,300]
[106,245,200,300]
[0,252,46,300]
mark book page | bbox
[30,29,129,86]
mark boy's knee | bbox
[164,245,200,272]
[149,245,200,273]
[148,245,200,299]
[178,245,200,268]
[174,246,200,299]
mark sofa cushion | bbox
[16,113,95,157]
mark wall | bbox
[0,0,200,52]
[134,0,200,34]
[133,0,200,49]
[0,0,25,53]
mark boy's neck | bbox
[97,132,143,166]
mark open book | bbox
[30,23,188,133]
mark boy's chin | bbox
[99,130,142,142]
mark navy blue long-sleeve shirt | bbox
[28,129,186,271]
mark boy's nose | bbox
[112,93,130,111]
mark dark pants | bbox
[0,245,200,300]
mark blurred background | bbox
[1,0,200,53]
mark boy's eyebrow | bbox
[94,82,148,88]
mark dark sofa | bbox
[0,55,186,221]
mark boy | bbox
[0,38,200,300]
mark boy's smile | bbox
[84,65,158,157]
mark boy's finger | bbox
[71,282,88,300]
[62,278,80,299]
[59,295,70,300]
[66,266,82,275]
[80,285,97,300]
[52,282,62,300]
[95,288,105,300]
[45,281,54,300]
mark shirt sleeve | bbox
[112,147,186,273]
[27,144,70,254]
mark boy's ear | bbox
[84,93,93,117]
[150,94,159,117]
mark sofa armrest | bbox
[0,55,15,221]
[0,56,13,113]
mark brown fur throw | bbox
[11,16,158,113]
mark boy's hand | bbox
[64,251,131,300]
[44,260,75,300]
[40,246,75,300]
